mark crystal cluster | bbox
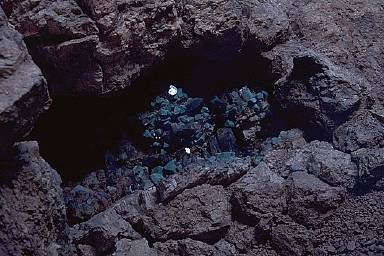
[139,86,215,154]
[64,85,272,221]
[209,86,270,142]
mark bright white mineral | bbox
[168,85,178,96]
[185,147,191,154]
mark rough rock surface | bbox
[2,0,291,95]
[2,0,100,95]
[1,0,384,255]
[231,162,287,224]
[286,171,345,228]
[0,142,70,256]
[334,111,384,153]
[266,43,364,137]
[71,205,142,254]
[0,8,50,153]
[314,191,384,256]
[142,184,231,243]
[67,129,381,255]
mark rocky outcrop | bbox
[0,8,50,153]
[286,171,345,228]
[156,155,251,203]
[333,112,384,193]
[231,162,287,224]
[314,191,384,255]
[334,111,384,153]
[71,206,142,255]
[142,184,231,243]
[114,238,157,256]
[70,187,157,255]
[0,142,70,256]
[265,43,364,138]
[2,0,101,95]
[271,220,313,256]
[2,0,291,95]
[285,0,384,95]
[68,128,376,255]
[1,0,384,255]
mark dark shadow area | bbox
[270,56,343,143]
[29,44,283,183]
[353,167,384,196]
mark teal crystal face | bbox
[209,86,270,135]
[139,86,214,154]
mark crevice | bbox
[24,34,87,47]
[190,226,231,245]
[142,225,231,247]
[230,193,258,227]
[352,167,384,196]
[29,44,283,183]
[128,218,156,248]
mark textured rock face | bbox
[71,206,142,254]
[1,0,384,255]
[286,171,346,228]
[2,0,291,95]
[231,162,287,224]
[113,238,157,256]
[142,184,231,243]
[267,44,364,136]
[67,129,382,255]
[0,8,50,153]
[4,0,382,101]
[334,112,384,153]
[0,142,70,256]
[285,0,384,94]
[2,0,101,95]
[314,191,384,256]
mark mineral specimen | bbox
[139,86,214,153]
[209,86,270,143]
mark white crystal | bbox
[168,85,178,96]
[185,147,191,154]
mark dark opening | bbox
[29,44,285,183]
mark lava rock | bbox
[314,191,384,255]
[0,142,70,255]
[352,148,384,194]
[271,221,313,256]
[154,238,217,256]
[288,141,358,188]
[3,0,293,96]
[64,166,135,222]
[71,206,141,254]
[286,171,346,228]
[224,222,255,254]
[333,112,384,153]
[142,184,231,243]
[230,162,287,225]
[76,244,97,256]
[65,185,100,220]
[155,238,239,256]
[266,43,364,137]
[352,147,384,176]
[0,9,51,154]
[113,238,157,256]
[253,129,307,169]
[3,0,101,95]
[156,155,251,203]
